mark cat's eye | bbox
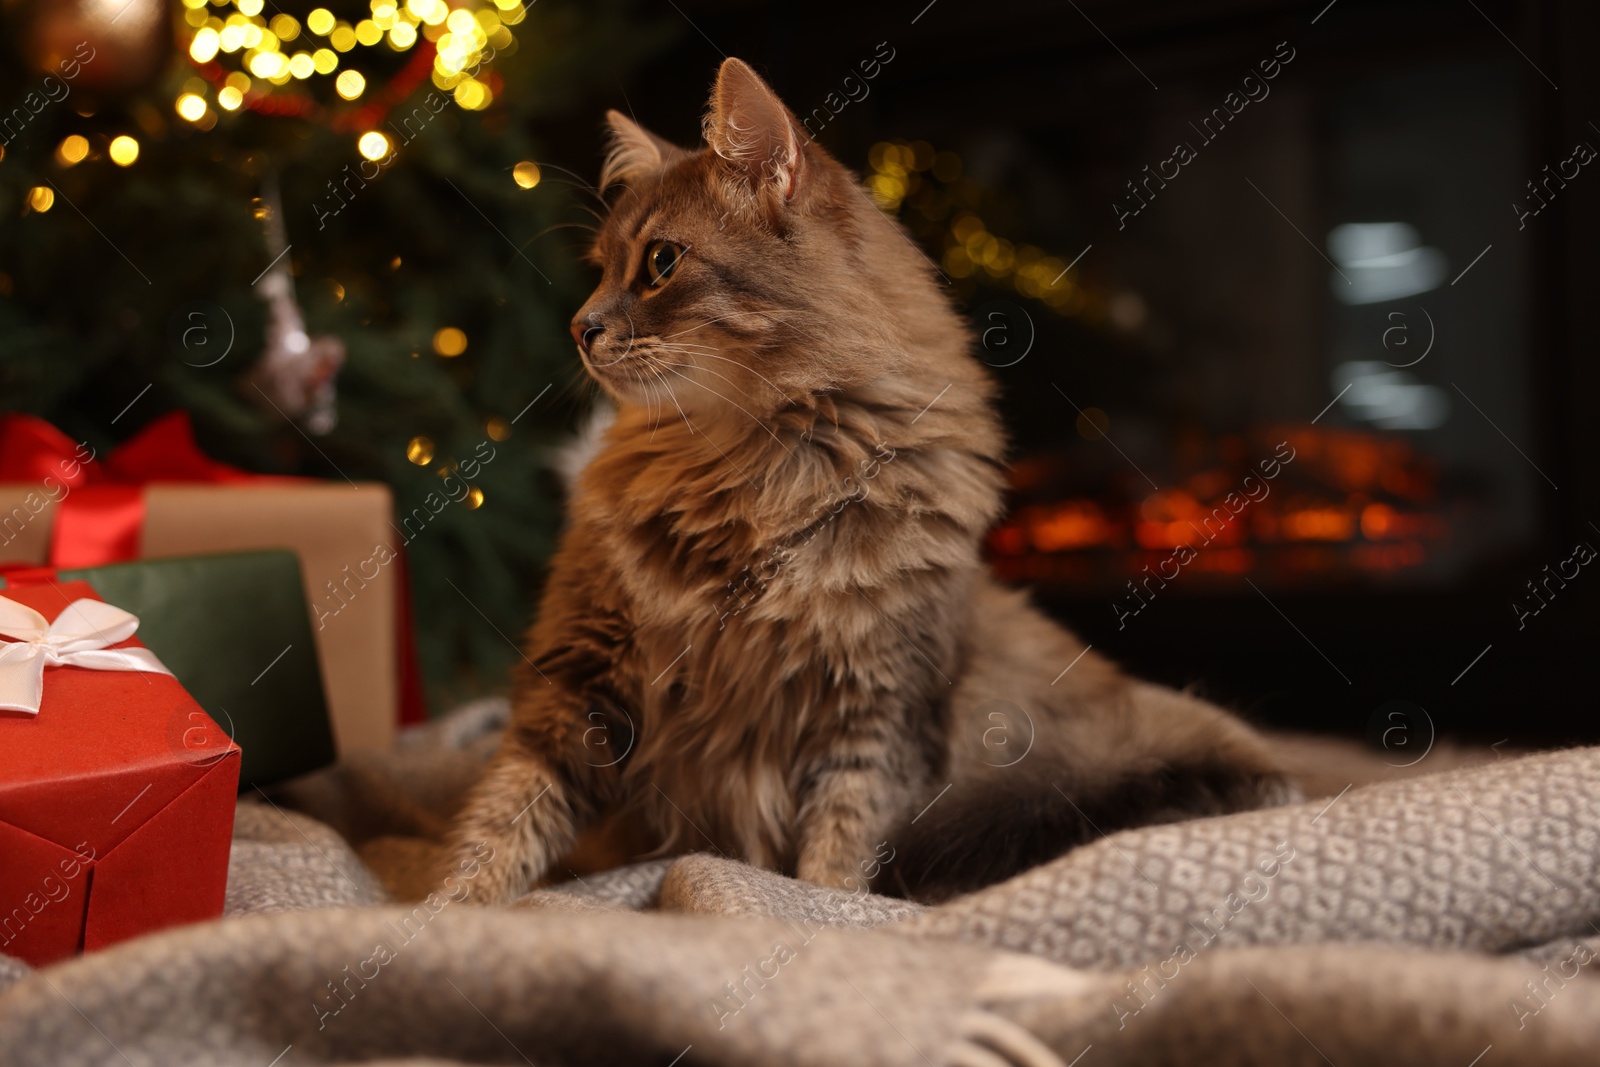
[643,241,686,287]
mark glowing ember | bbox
[988,425,1450,591]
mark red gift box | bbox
[0,581,240,968]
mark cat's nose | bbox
[571,313,605,355]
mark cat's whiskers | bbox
[641,363,765,493]
[629,354,672,433]
[586,348,633,369]
[633,368,655,432]
[652,353,769,409]
[656,360,796,456]
[651,352,798,427]
[531,161,608,206]
[647,373,671,436]
[636,358,697,445]
[622,365,659,433]
[671,346,798,406]
[645,362,673,434]
[644,363,696,437]
[522,221,598,251]
[553,362,602,411]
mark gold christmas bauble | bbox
[11,0,171,97]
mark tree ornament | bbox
[246,176,344,435]
[14,0,170,97]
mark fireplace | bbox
[986,425,1453,598]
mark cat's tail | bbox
[887,764,1295,903]
[886,773,1099,903]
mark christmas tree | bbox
[0,0,675,707]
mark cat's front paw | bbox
[796,840,894,894]
[441,838,520,905]
[796,853,863,891]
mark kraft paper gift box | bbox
[0,413,418,754]
[0,581,240,968]
[0,550,338,789]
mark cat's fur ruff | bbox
[447,58,1293,904]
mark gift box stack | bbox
[0,412,426,967]
[0,412,423,753]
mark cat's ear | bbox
[704,58,806,202]
[601,109,682,189]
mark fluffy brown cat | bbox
[447,57,1294,904]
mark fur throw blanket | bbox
[3,700,1599,1066]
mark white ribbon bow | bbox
[0,594,173,716]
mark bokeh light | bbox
[406,436,435,465]
[56,135,89,166]
[432,327,467,357]
[108,136,139,166]
[176,93,208,122]
[512,161,541,189]
[357,131,392,160]
[335,70,366,100]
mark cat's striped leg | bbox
[794,714,919,891]
[447,743,582,904]
[446,678,625,904]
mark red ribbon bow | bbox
[0,412,268,567]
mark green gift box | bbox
[0,550,337,788]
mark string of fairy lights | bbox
[867,139,1122,326]
[24,0,540,210]
[179,0,527,157]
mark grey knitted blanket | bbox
[4,700,1599,1067]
